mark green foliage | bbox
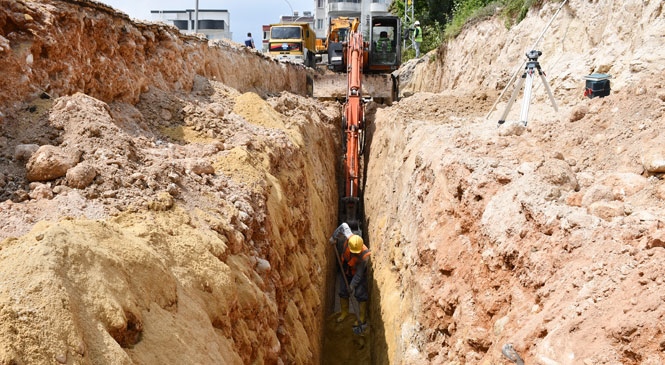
[442,0,549,40]
[390,0,448,62]
[443,0,498,39]
[502,0,543,27]
[389,0,549,60]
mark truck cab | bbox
[268,23,317,68]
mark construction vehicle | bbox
[326,17,354,72]
[313,15,401,104]
[365,15,401,74]
[340,18,366,230]
[316,38,327,54]
[326,16,402,337]
[267,22,317,68]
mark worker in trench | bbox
[329,222,371,327]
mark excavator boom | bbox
[341,21,365,228]
[323,16,401,228]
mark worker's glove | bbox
[329,237,335,245]
[349,284,356,293]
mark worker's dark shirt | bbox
[341,241,370,289]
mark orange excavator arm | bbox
[341,20,365,228]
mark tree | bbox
[390,0,450,61]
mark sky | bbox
[99,0,315,43]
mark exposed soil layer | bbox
[2,0,665,364]
[1,1,341,364]
[367,0,665,363]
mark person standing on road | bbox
[414,21,423,57]
[329,222,371,326]
[244,32,255,48]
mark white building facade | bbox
[151,9,232,41]
[313,0,393,39]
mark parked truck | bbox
[267,22,317,68]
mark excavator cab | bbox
[313,16,400,103]
[368,16,401,73]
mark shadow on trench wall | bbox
[321,101,388,365]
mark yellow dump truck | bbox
[268,22,317,68]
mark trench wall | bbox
[0,1,339,364]
[366,0,665,363]
[0,0,309,112]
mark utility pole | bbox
[194,0,199,34]
[403,0,415,51]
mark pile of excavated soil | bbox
[0,75,343,364]
[0,1,348,363]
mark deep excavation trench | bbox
[4,1,665,364]
[0,1,397,363]
[320,103,382,365]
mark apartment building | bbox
[151,9,232,41]
[312,0,393,39]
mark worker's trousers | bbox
[338,270,369,302]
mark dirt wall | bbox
[0,1,340,364]
[367,0,665,363]
[398,0,665,100]
[0,0,308,112]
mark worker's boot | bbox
[356,301,368,326]
[336,298,349,323]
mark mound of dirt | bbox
[0,1,345,363]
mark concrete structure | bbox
[280,11,315,26]
[151,9,232,40]
[262,25,271,53]
[313,0,393,39]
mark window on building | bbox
[193,19,225,30]
[318,0,324,7]
[173,20,188,30]
[317,19,323,29]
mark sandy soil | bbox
[2,0,665,364]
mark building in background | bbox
[262,25,271,53]
[151,9,232,40]
[313,0,393,39]
[280,10,314,25]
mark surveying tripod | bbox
[498,50,558,126]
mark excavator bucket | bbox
[312,71,397,104]
[313,15,401,105]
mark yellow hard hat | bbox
[348,235,364,254]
